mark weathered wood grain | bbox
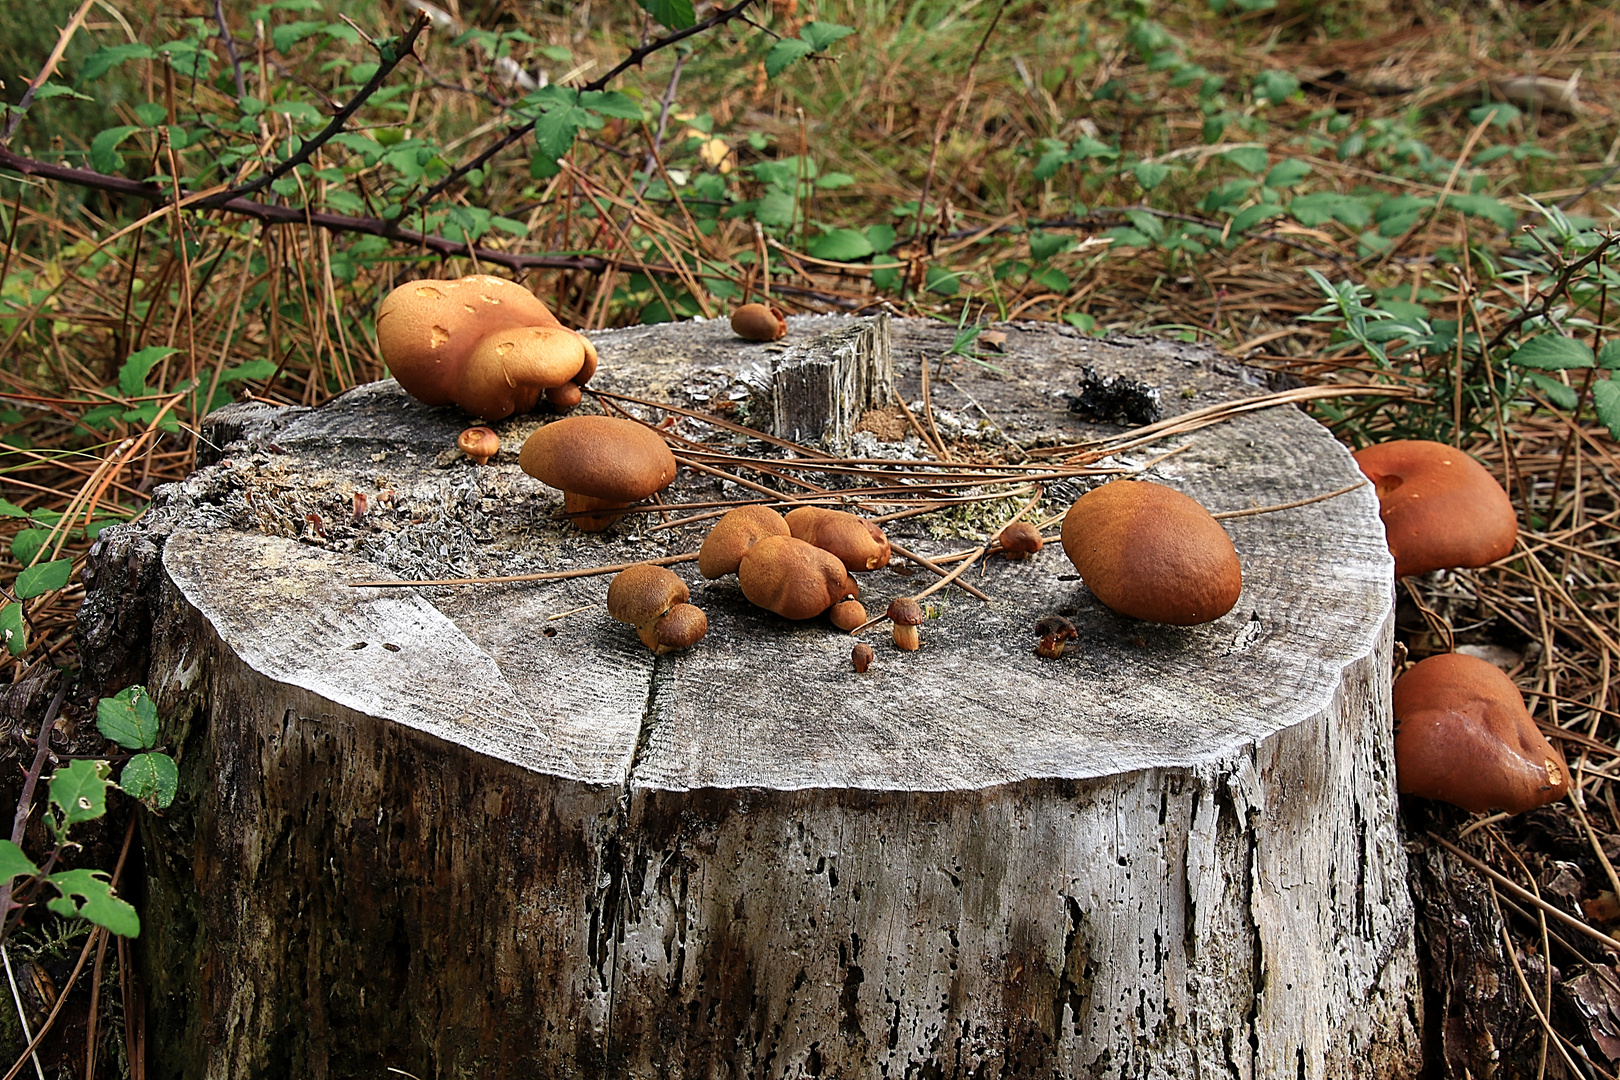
[81,316,1419,1079]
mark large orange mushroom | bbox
[375,275,598,421]
[1352,440,1517,578]
[1394,652,1568,814]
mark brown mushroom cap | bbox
[1394,652,1568,814]
[1060,480,1241,626]
[829,599,868,632]
[785,507,891,572]
[737,535,858,620]
[997,522,1044,559]
[457,426,500,466]
[1352,440,1517,578]
[606,564,689,629]
[375,275,597,420]
[699,505,791,579]
[520,416,677,531]
[731,303,787,342]
[650,603,708,654]
[851,642,874,673]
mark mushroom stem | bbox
[892,622,921,651]
[564,491,632,532]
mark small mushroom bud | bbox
[887,597,924,651]
[731,303,787,342]
[997,522,1043,560]
[1034,615,1077,660]
[852,642,874,673]
[829,599,867,632]
[650,603,708,654]
[352,491,368,523]
[458,426,501,466]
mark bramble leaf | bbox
[120,753,178,810]
[636,0,695,28]
[765,37,814,78]
[44,869,139,938]
[0,841,38,884]
[1509,335,1595,371]
[808,229,874,261]
[48,759,112,830]
[15,560,71,600]
[1594,379,1620,440]
[98,685,160,750]
[118,346,178,397]
[0,604,24,657]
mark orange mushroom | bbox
[1394,652,1568,814]
[1352,440,1517,578]
[376,275,598,421]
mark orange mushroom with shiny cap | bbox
[376,274,598,421]
[698,505,791,579]
[737,535,858,620]
[996,522,1044,560]
[457,426,500,466]
[731,303,787,341]
[520,415,677,532]
[1394,652,1568,814]
[785,507,891,572]
[1352,440,1517,578]
[1061,480,1241,625]
[886,597,925,651]
[607,564,708,654]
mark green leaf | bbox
[79,43,155,83]
[32,83,95,103]
[120,753,178,810]
[1123,210,1165,242]
[765,37,815,78]
[863,224,897,254]
[1509,334,1595,371]
[270,20,324,54]
[1594,379,1620,441]
[1032,267,1071,292]
[118,345,178,397]
[1032,146,1070,182]
[1131,161,1171,190]
[49,759,112,830]
[534,106,585,163]
[1289,192,1371,229]
[11,528,49,568]
[799,21,855,51]
[1468,102,1521,128]
[219,359,278,383]
[924,266,960,296]
[44,869,139,938]
[0,500,25,518]
[0,841,38,883]
[1028,230,1073,262]
[815,172,855,189]
[636,0,695,28]
[1264,159,1311,189]
[0,603,23,657]
[1230,203,1285,233]
[753,188,796,227]
[1252,70,1298,103]
[98,685,160,750]
[808,229,874,261]
[1523,372,1578,410]
[579,90,643,120]
[14,560,72,600]
[1444,193,1515,231]
[1598,341,1620,371]
[90,126,143,174]
[1222,146,1268,174]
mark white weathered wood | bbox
[82,316,1419,1078]
[754,311,894,450]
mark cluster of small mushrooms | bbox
[376,276,1562,823]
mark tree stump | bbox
[79,316,1421,1079]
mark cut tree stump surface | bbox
[81,316,1419,1079]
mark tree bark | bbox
[80,317,1420,1078]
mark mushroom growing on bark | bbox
[1393,652,1568,814]
[457,427,500,466]
[731,303,787,341]
[737,536,858,620]
[698,505,791,579]
[996,522,1044,560]
[887,597,925,651]
[607,564,707,654]
[785,507,891,572]
[376,275,598,420]
[851,643,875,673]
[1352,440,1517,578]
[519,416,677,532]
[1061,480,1242,625]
